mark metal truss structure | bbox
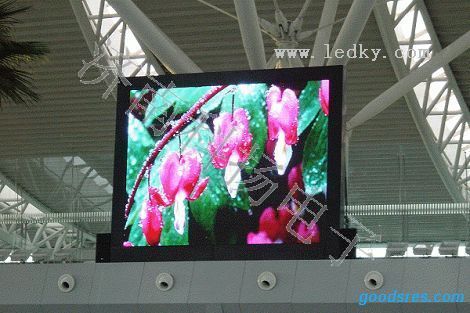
[0,156,112,262]
[69,0,162,95]
[0,212,108,263]
[370,0,470,201]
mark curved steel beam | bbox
[107,0,202,73]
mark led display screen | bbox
[111,67,343,261]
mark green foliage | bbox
[302,112,328,195]
[126,115,154,194]
[298,80,321,135]
[128,212,147,247]
[125,115,154,233]
[144,86,230,126]
[124,177,147,229]
[125,116,153,245]
[0,1,48,106]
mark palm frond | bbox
[0,66,39,106]
[0,0,48,107]
[0,41,49,65]
[0,0,29,36]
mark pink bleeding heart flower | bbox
[287,163,304,201]
[247,231,273,244]
[277,206,295,241]
[258,207,281,240]
[296,222,320,244]
[209,108,252,198]
[319,80,329,116]
[266,86,299,175]
[151,150,209,235]
[265,137,275,159]
[257,206,294,242]
[140,198,163,246]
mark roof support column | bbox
[327,0,377,66]
[233,0,266,69]
[347,30,470,130]
[309,0,339,66]
[107,0,202,73]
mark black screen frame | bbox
[110,66,344,262]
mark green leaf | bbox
[125,115,154,228]
[126,115,154,192]
[144,86,230,126]
[128,217,148,246]
[298,81,321,136]
[160,203,189,246]
[220,83,268,172]
[124,178,147,229]
[302,112,328,195]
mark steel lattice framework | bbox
[0,172,98,262]
[0,154,114,261]
[373,0,470,201]
[70,0,162,93]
